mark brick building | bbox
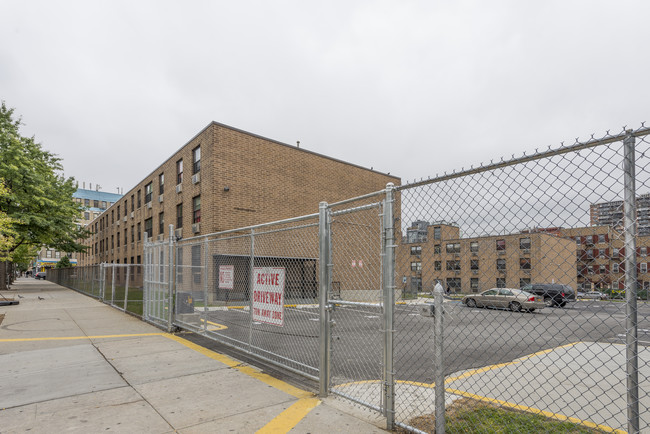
[79,122,400,266]
[398,221,577,294]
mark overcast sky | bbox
[1,1,648,195]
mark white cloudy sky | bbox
[1,0,648,194]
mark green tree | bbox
[56,255,71,268]
[0,101,89,256]
[11,244,38,272]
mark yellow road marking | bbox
[256,397,321,433]
[0,332,165,342]
[199,318,228,331]
[163,333,320,433]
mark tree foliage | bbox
[56,255,72,268]
[0,101,89,257]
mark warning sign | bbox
[252,267,286,326]
[219,265,234,289]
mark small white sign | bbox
[358,260,363,268]
[219,265,234,289]
[351,260,356,268]
[252,267,286,327]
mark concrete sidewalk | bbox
[0,278,385,433]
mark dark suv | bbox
[522,284,575,308]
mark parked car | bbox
[580,291,609,300]
[34,271,47,280]
[521,283,575,308]
[462,288,545,312]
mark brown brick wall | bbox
[80,123,399,266]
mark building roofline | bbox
[116,121,400,206]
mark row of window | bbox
[580,263,650,274]
[410,238,532,256]
[76,198,115,210]
[575,234,609,245]
[579,247,650,259]
[91,196,201,256]
[410,258,532,271]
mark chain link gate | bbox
[143,229,174,331]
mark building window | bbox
[131,195,134,212]
[433,227,441,240]
[434,261,441,271]
[193,195,201,223]
[598,234,606,243]
[94,200,99,208]
[193,146,201,174]
[587,265,594,275]
[192,244,202,283]
[496,278,506,288]
[520,278,531,288]
[137,222,141,241]
[111,210,114,224]
[117,205,121,219]
[434,244,441,254]
[470,241,478,253]
[519,238,531,250]
[642,263,648,274]
[176,159,183,185]
[642,247,648,257]
[575,236,581,244]
[84,198,90,207]
[159,173,164,194]
[137,190,141,208]
[145,182,152,203]
[446,243,460,254]
[144,218,153,239]
[613,248,620,258]
[176,203,183,228]
[159,212,164,235]
[520,258,531,270]
[410,246,421,256]
[470,259,479,270]
[446,260,461,271]
[496,239,506,251]
[411,262,422,271]
[470,278,479,292]
[446,278,461,293]
[131,225,135,243]
[124,229,127,245]
[599,265,607,274]
[84,212,90,220]
[496,258,506,270]
[612,263,619,273]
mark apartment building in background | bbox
[398,221,576,294]
[79,122,400,268]
[32,187,123,272]
[590,193,650,236]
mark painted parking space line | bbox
[0,332,166,342]
[199,318,228,331]
[163,333,320,433]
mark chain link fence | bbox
[51,124,650,433]
[48,264,144,316]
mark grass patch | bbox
[397,398,609,433]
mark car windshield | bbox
[514,289,532,296]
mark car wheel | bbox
[544,297,554,308]
[559,301,567,308]
[510,302,522,312]
[528,308,535,312]
[466,298,477,308]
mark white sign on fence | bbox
[219,265,234,289]
[252,267,286,326]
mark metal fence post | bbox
[203,236,209,332]
[100,263,105,301]
[248,229,255,353]
[434,282,446,433]
[124,264,131,311]
[624,130,640,434]
[319,202,332,398]
[382,183,396,430]
[167,224,175,333]
[111,265,116,307]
